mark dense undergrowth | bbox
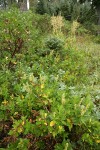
[0,9,100,150]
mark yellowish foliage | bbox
[71,20,80,36]
[50,121,55,127]
[51,15,64,34]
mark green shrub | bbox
[93,35,100,43]
[45,36,64,51]
[76,25,89,35]
[0,70,99,149]
[0,9,40,69]
[62,20,71,36]
[32,14,52,35]
[0,8,100,150]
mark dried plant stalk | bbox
[71,20,80,36]
[51,15,64,34]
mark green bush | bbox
[0,9,41,69]
[0,68,99,149]
[93,35,100,43]
[0,9,100,150]
[45,36,64,51]
[32,14,52,35]
[76,25,89,35]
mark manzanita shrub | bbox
[0,9,42,70]
[0,9,100,150]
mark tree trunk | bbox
[3,0,7,9]
[27,0,30,10]
[19,0,29,11]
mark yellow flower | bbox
[14,112,18,115]
[2,100,8,105]
[50,121,55,127]
[96,140,100,143]
[41,84,44,89]
[44,113,47,118]
[13,62,17,65]
[59,126,63,130]
[44,122,47,126]
[21,95,24,99]
[18,127,23,133]
[38,118,42,121]
[22,121,25,126]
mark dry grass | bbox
[71,20,80,37]
[51,15,64,34]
